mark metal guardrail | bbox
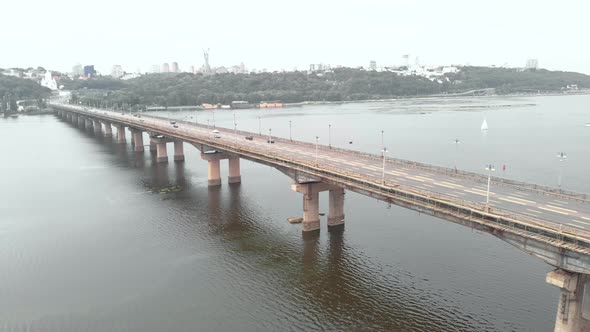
[52,104,590,251]
[140,109,589,203]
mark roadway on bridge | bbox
[61,105,590,234]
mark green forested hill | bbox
[0,74,51,100]
[65,66,590,109]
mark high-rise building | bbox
[525,58,538,69]
[72,63,83,77]
[162,63,170,73]
[83,65,96,78]
[369,60,377,71]
[111,65,124,78]
[171,62,179,73]
[151,65,160,73]
[402,54,409,67]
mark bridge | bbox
[52,102,590,332]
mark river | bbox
[1,94,589,331]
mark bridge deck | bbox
[54,104,590,241]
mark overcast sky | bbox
[3,0,589,74]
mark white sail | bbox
[481,118,488,131]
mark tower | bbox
[203,49,211,74]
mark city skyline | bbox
[2,0,590,75]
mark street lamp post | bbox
[329,124,332,148]
[258,116,261,136]
[289,120,292,141]
[381,147,388,184]
[212,109,215,128]
[315,136,320,166]
[557,152,567,192]
[234,113,238,144]
[268,128,272,143]
[453,138,460,172]
[485,164,495,211]
[381,130,384,149]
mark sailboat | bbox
[481,118,489,132]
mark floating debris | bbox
[287,217,303,224]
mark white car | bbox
[212,129,220,134]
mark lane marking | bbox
[497,197,528,206]
[464,189,487,197]
[538,206,570,216]
[434,182,458,189]
[469,187,491,194]
[545,205,578,214]
[582,217,590,221]
[420,183,435,188]
[522,212,540,218]
[407,176,426,182]
[572,219,590,226]
[413,175,433,181]
[567,223,585,229]
[526,208,542,214]
[441,181,463,188]
[506,196,536,204]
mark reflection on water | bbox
[3,95,586,331]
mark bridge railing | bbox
[54,104,590,251]
[55,104,589,202]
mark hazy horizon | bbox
[3,0,590,75]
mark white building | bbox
[525,58,538,69]
[111,65,124,78]
[40,71,58,90]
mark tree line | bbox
[63,66,590,109]
[0,74,51,114]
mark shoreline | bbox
[141,90,590,112]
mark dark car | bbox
[267,139,275,143]
[245,136,254,140]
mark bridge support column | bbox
[156,142,168,163]
[85,118,93,130]
[174,140,184,162]
[115,125,126,143]
[103,122,112,137]
[93,119,102,134]
[228,157,241,184]
[149,139,157,153]
[292,183,345,233]
[207,159,221,186]
[547,270,590,332]
[200,152,229,186]
[78,116,84,127]
[328,189,345,228]
[130,129,144,152]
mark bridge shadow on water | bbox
[48,116,503,332]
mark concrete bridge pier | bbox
[547,270,590,332]
[174,140,185,162]
[129,129,144,152]
[103,122,112,137]
[228,157,241,184]
[327,189,345,228]
[78,116,84,127]
[85,118,93,131]
[291,183,346,232]
[93,119,102,134]
[200,153,226,186]
[115,125,126,143]
[149,139,157,153]
[207,159,221,186]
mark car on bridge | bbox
[245,136,253,140]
